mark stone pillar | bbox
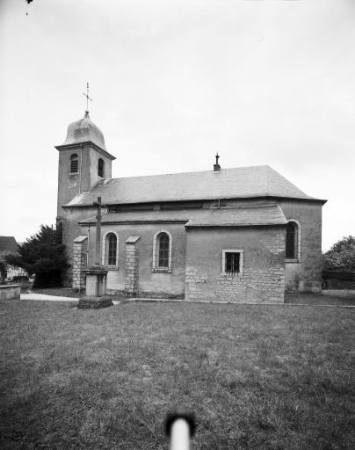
[72,236,88,290]
[124,236,140,296]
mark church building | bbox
[55,111,326,303]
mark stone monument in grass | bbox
[78,197,113,309]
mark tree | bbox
[323,236,355,272]
[5,224,68,288]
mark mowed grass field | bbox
[0,301,354,450]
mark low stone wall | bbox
[323,280,355,290]
[321,289,355,298]
[0,284,21,300]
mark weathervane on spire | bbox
[82,82,93,116]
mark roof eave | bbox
[185,222,287,228]
[67,194,327,208]
[55,142,116,161]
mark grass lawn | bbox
[0,301,354,450]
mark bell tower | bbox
[55,110,116,220]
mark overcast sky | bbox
[0,0,354,251]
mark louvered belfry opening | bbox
[70,154,79,173]
[98,158,104,177]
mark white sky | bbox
[0,0,354,251]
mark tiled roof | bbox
[79,204,287,227]
[185,205,287,227]
[66,165,323,208]
[0,236,18,253]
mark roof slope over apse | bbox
[0,236,18,253]
[66,166,323,207]
[79,204,287,227]
[185,205,287,227]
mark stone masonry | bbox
[72,236,88,290]
[185,266,207,299]
[124,236,140,295]
[185,226,286,303]
[215,267,285,303]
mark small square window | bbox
[222,250,243,275]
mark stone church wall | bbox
[185,226,285,303]
[58,206,97,286]
[280,200,323,293]
[84,222,187,297]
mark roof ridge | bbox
[107,165,269,182]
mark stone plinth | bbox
[78,265,113,309]
[85,266,108,297]
[78,296,113,309]
[0,284,21,300]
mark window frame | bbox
[285,220,301,263]
[152,230,172,273]
[222,249,244,276]
[102,231,119,270]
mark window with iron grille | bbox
[158,233,169,268]
[286,222,298,259]
[225,253,240,274]
[105,233,117,266]
[70,154,79,173]
[222,250,243,275]
[98,158,104,177]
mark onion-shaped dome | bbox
[61,111,107,151]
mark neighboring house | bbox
[55,111,327,303]
[0,236,26,280]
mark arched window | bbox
[158,233,169,267]
[70,154,79,173]
[152,231,172,272]
[286,221,299,260]
[103,232,118,267]
[98,158,104,177]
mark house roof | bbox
[65,165,324,208]
[0,236,18,253]
[79,204,287,227]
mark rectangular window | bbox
[222,250,243,275]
